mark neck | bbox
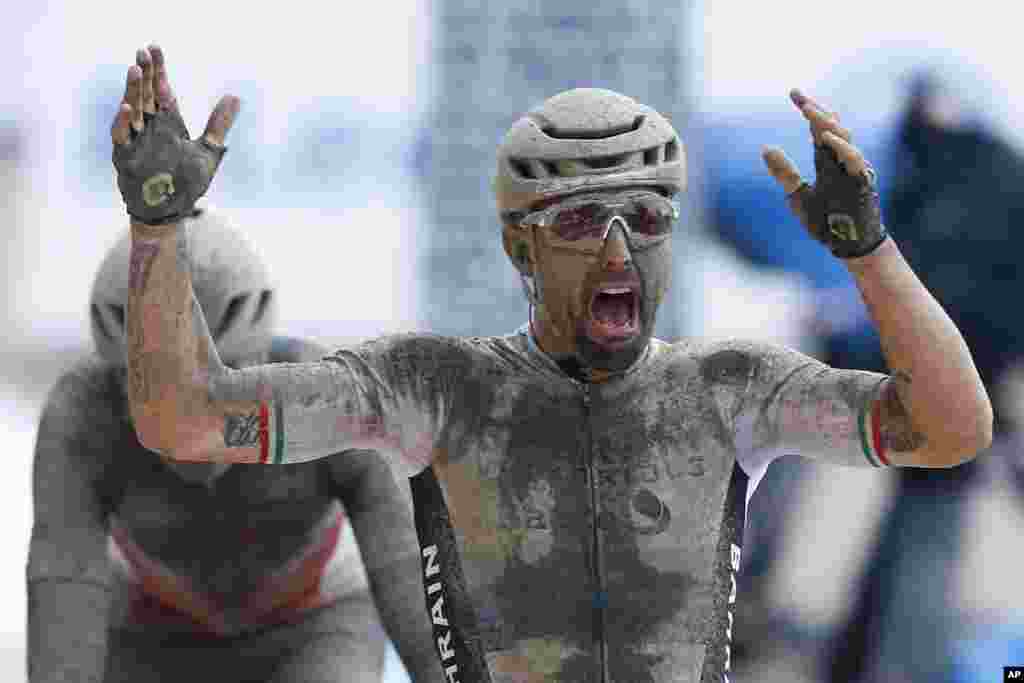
[528,312,628,384]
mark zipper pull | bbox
[581,384,591,409]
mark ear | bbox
[502,223,535,277]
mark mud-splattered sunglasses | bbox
[505,191,679,252]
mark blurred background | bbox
[5,1,1024,681]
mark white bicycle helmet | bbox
[90,206,277,368]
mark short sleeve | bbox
[701,339,891,471]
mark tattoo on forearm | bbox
[129,241,161,292]
[880,371,927,452]
[224,410,261,448]
[129,361,149,402]
[127,314,144,367]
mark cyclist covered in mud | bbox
[27,206,437,682]
[113,44,991,683]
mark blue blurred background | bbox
[6,1,1024,681]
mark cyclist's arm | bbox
[27,373,113,683]
[763,95,991,466]
[715,339,982,470]
[330,451,445,681]
[844,238,992,466]
[726,255,990,470]
[127,220,444,468]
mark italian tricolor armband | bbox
[858,384,890,467]
[258,401,285,465]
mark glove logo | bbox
[142,173,176,207]
[827,213,859,242]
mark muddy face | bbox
[531,219,672,376]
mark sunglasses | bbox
[505,191,679,252]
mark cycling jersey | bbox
[261,327,890,683]
[27,337,379,682]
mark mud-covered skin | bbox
[277,329,888,682]
[26,337,392,682]
[502,188,674,377]
[532,218,672,376]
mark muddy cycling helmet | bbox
[495,88,687,221]
[90,206,277,368]
[496,89,687,283]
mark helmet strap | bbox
[521,273,539,306]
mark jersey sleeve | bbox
[213,333,470,475]
[27,366,116,683]
[703,339,892,470]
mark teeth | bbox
[600,287,632,295]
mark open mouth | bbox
[587,284,640,346]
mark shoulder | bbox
[328,332,499,370]
[42,356,124,422]
[319,333,527,401]
[36,356,126,468]
[661,337,818,386]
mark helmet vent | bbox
[541,115,645,140]
[581,153,630,170]
[214,294,249,340]
[109,304,126,330]
[509,158,536,179]
[665,138,680,161]
[91,304,112,341]
[252,290,273,325]
[643,147,661,166]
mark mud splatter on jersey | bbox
[305,329,887,682]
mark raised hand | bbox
[762,89,888,259]
[111,45,240,225]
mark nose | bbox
[601,217,632,271]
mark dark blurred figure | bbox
[822,70,1024,683]
[888,72,1024,423]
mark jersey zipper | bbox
[580,382,609,683]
